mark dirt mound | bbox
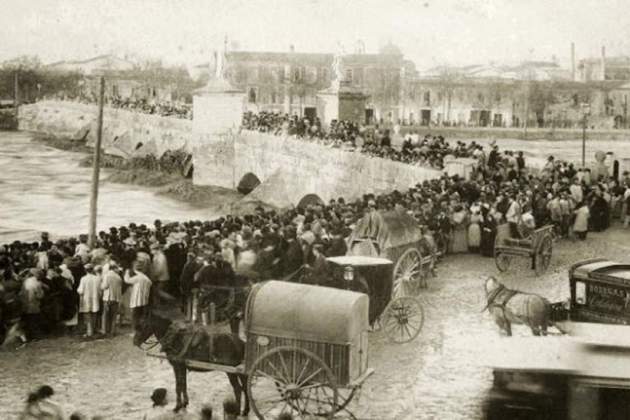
[32,133,90,153]
[158,180,242,207]
[106,169,180,187]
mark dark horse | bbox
[133,281,250,415]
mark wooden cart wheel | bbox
[383,296,424,343]
[495,252,511,272]
[393,248,424,299]
[534,235,553,276]
[297,386,357,417]
[247,346,338,420]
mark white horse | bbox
[484,276,551,336]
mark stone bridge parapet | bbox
[18,100,192,158]
[193,130,442,207]
[17,101,443,207]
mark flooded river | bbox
[1,130,629,244]
[0,131,218,243]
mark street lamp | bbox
[580,103,591,168]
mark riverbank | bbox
[31,133,244,209]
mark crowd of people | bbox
[242,111,486,170]
[109,96,192,120]
[41,94,193,120]
[2,139,628,346]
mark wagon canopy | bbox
[245,280,369,345]
[349,210,423,251]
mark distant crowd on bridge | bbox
[2,136,629,357]
[241,111,486,170]
[40,93,193,120]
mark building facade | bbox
[188,45,630,129]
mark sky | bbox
[1,0,629,70]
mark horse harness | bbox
[485,284,518,315]
[175,324,231,363]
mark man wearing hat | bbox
[150,243,170,303]
[75,235,91,264]
[77,264,102,338]
[100,260,122,336]
[124,264,152,331]
[20,268,46,341]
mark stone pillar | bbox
[192,79,245,189]
[317,81,368,127]
[192,79,245,135]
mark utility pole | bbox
[581,110,588,168]
[523,78,530,138]
[624,95,628,129]
[13,70,19,117]
[88,76,105,248]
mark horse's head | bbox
[133,304,184,348]
[484,276,502,297]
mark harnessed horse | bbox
[484,277,551,336]
[133,283,250,415]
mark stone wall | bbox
[18,100,193,158]
[19,101,443,208]
[194,130,442,207]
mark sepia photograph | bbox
[1,0,630,418]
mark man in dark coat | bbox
[325,230,348,257]
[179,252,202,317]
[516,151,525,172]
[164,241,186,297]
[281,227,304,276]
[488,145,500,169]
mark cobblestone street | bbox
[1,226,629,420]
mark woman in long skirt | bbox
[468,206,482,253]
[480,207,497,257]
[450,205,469,253]
[590,188,609,232]
[574,201,590,240]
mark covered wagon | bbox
[244,280,374,419]
[348,210,434,297]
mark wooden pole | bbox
[13,70,19,117]
[582,114,587,169]
[88,76,105,248]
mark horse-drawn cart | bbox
[245,280,374,419]
[551,258,630,326]
[286,255,425,344]
[348,210,435,291]
[483,259,630,419]
[494,224,554,276]
[146,280,374,420]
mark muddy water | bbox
[0,131,217,243]
[2,130,629,244]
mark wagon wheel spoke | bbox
[266,360,290,384]
[384,297,424,343]
[295,357,311,385]
[403,260,420,275]
[393,248,424,298]
[297,367,323,387]
[256,369,286,386]
[248,347,338,420]
[277,349,292,381]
